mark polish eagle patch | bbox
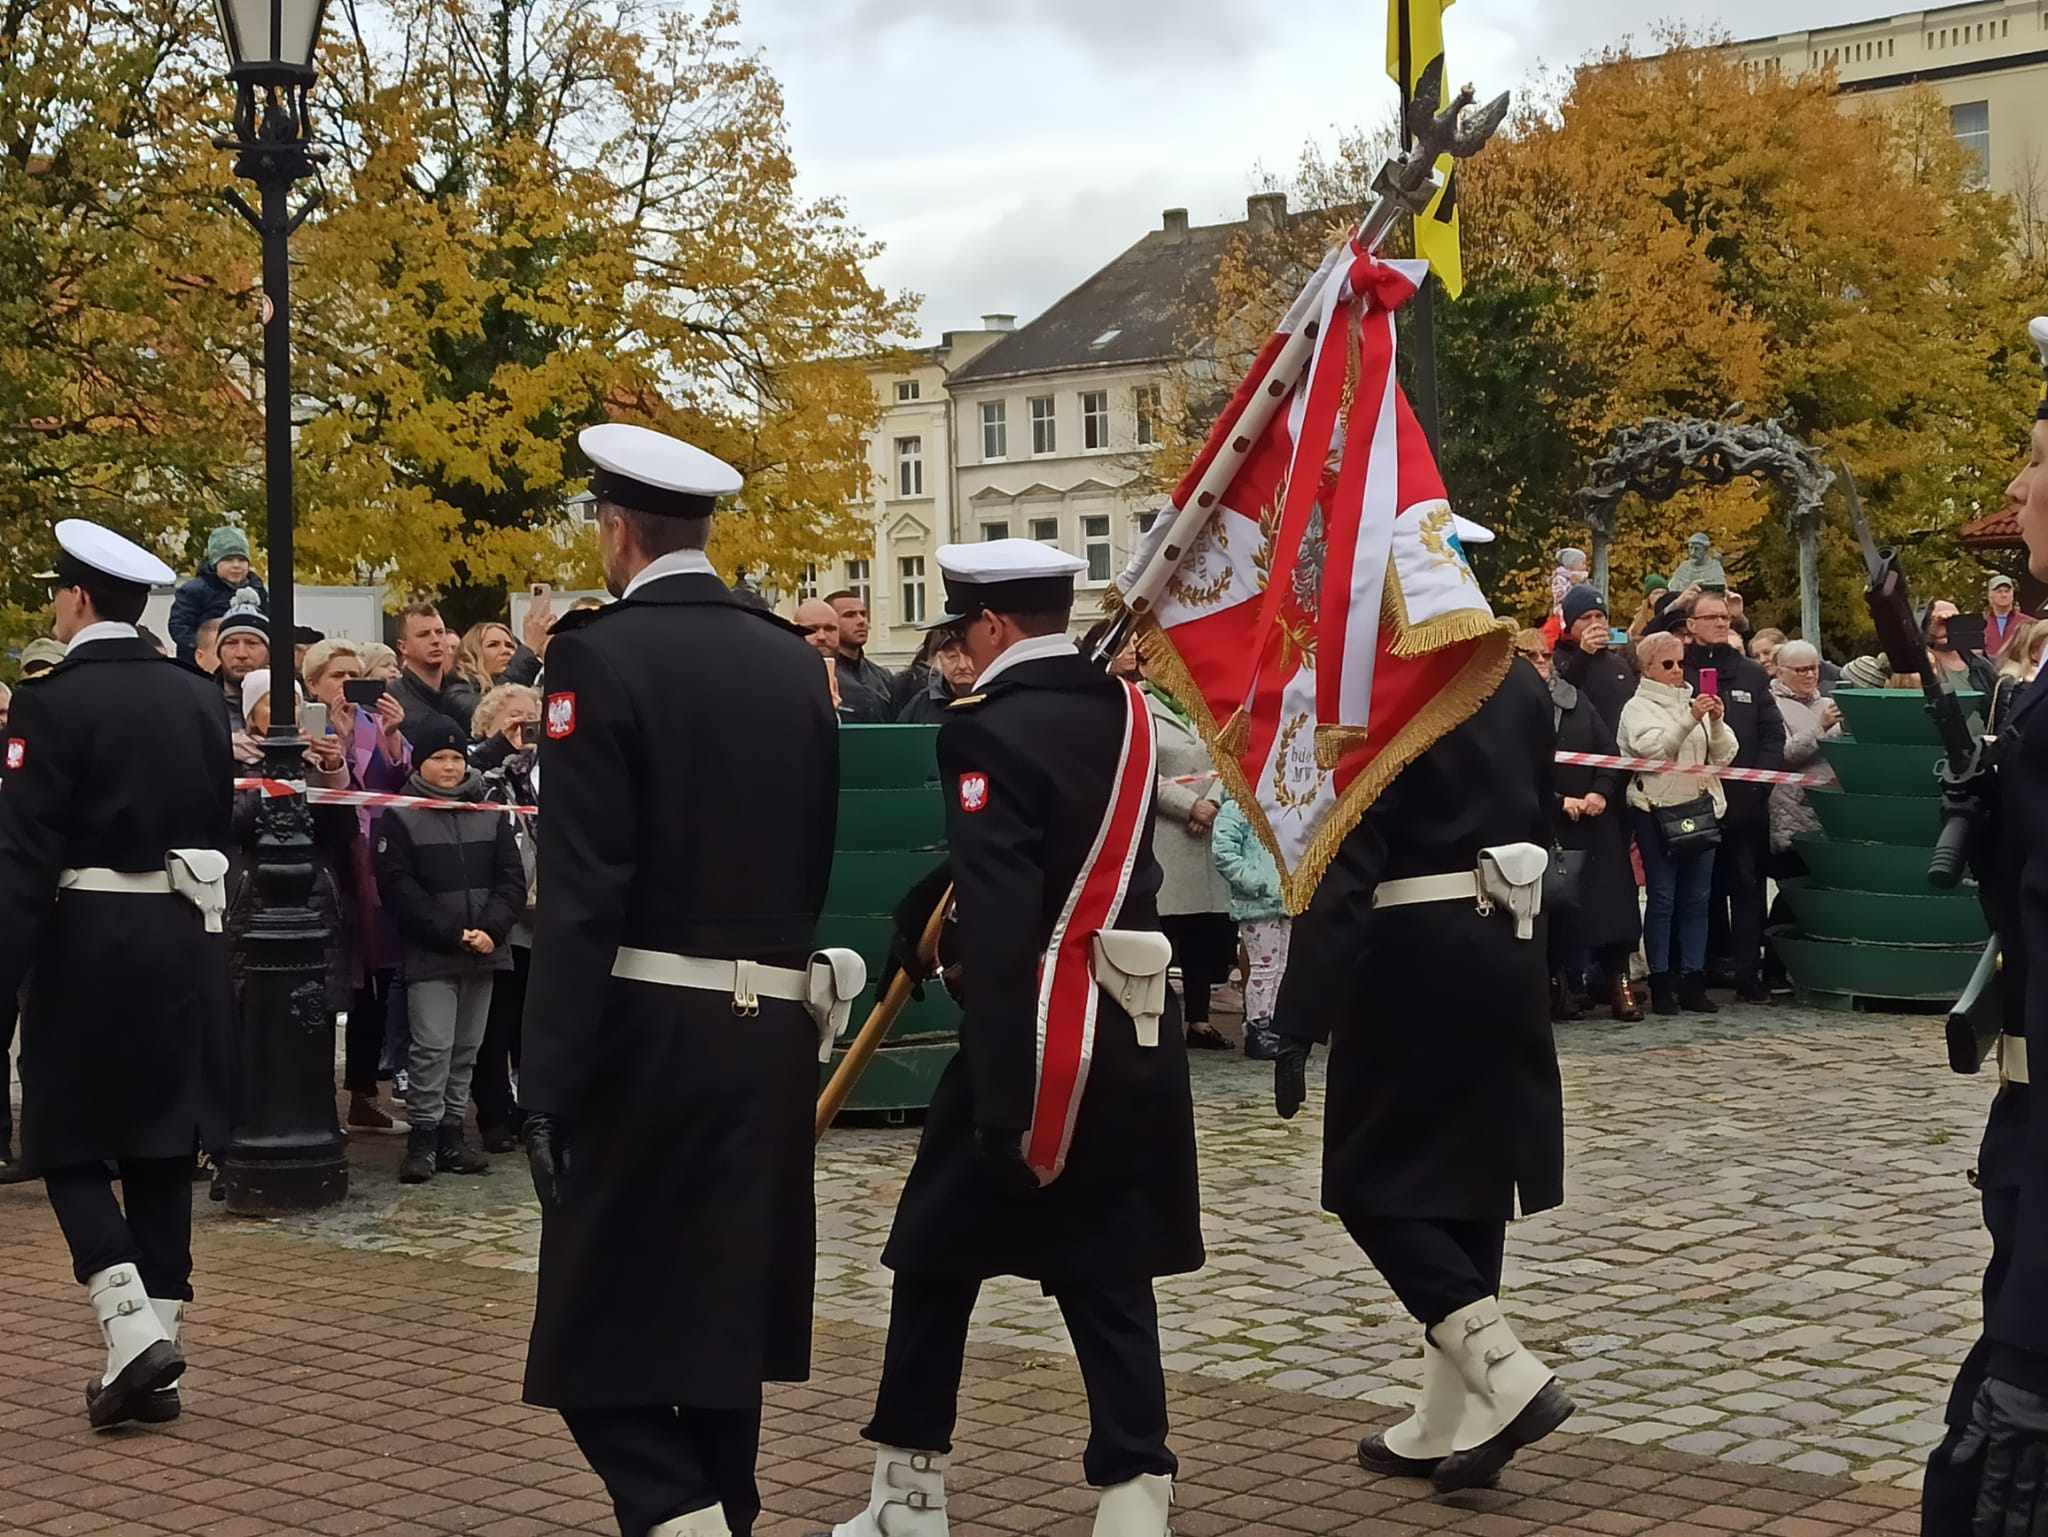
[958,772,989,814]
[545,692,577,740]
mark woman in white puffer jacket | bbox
[1617,630,1739,1017]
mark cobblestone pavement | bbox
[235,999,1993,1491]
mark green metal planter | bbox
[1831,687,1984,745]
[839,724,941,789]
[836,789,947,852]
[1791,833,1951,896]
[1806,789,1943,847]
[1818,738,1944,798]
[1776,878,1988,946]
[1769,927,1983,1002]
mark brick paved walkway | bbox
[0,1193,1924,1537]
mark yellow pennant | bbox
[1386,0,1465,298]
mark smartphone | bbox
[531,582,551,598]
[1698,667,1719,698]
[1945,615,1988,656]
[342,678,386,708]
[302,701,329,739]
[1609,627,1629,647]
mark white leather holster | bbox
[166,849,231,934]
[807,948,868,1063]
[1090,929,1173,1047]
[1476,842,1548,941]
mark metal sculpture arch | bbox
[1577,413,1834,642]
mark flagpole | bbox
[1397,0,1444,460]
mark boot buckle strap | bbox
[115,1298,145,1318]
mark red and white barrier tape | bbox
[1166,754,1831,789]
[233,779,537,815]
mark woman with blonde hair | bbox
[455,622,518,696]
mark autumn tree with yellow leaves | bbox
[1,0,912,655]
[1172,31,2042,647]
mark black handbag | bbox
[1653,794,1722,855]
[1546,843,1587,918]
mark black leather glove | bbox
[1962,1377,2048,1537]
[1274,1040,1311,1120]
[524,1113,571,1210]
[974,1125,1042,1197]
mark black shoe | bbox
[84,1339,184,1430]
[1357,1430,1440,1479]
[436,1123,488,1175]
[1679,972,1720,1014]
[0,1147,32,1185]
[88,1378,181,1424]
[1431,1380,1576,1493]
[1243,1020,1282,1062]
[479,1124,519,1155]
[1734,974,1771,1004]
[1647,972,1680,1017]
[1549,975,1583,1022]
[398,1127,437,1184]
[1186,1024,1232,1051]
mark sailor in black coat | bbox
[1273,657,1574,1495]
[0,521,234,1431]
[821,542,1202,1537]
[1921,322,2048,1537]
[518,427,841,1537]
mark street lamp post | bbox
[210,0,347,1215]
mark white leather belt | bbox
[59,867,174,896]
[2003,1035,2030,1086]
[611,946,808,1017]
[1374,871,1478,909]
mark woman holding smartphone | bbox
[303,640,415,1132]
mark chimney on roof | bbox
[981,313,1016,332]
[1161,208,1190,241]
[1246,192,1288,232]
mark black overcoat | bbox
[519,572,838,1412]
[1276,662,1565,1223]
[0,636,234,1171]
[1549,675,1642,955]
[881,653,1205,1285]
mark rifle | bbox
[1840,462,1991,889]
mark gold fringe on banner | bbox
[1314,723,1370,769]
[1382,553,1503,658]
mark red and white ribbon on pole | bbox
[233,779,537,816]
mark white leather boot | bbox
[145,1299,185,1419]
[650,1506,731,1536]
[828,1446,948,1537]
[83,1266,181,1429]
[1358,1338,1465,1474]
[1429,1297,1574,1492]
[1090,1473,1170,1537]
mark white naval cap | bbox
[48,518,177,589]
[579,423,743,518]
[928,539,1088,627]
[1451,515,1494,547]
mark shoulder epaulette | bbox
[548,605,611,636]
[947,693,988,710]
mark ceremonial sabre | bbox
[814,884,953,1139]
[1090,56,1509,665]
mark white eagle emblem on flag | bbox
[545,692,577,740]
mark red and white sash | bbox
[1024,682,1158,1183]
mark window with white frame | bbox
[1951,101,1991,183]
[895,380,920,402]
[1134,384,1162,448]
[1137,508,1159,534]
[1083,514,1112,583]
[1029,516,1059,545]
[1029,396,1057,455]
[845,559,871,603]
[899,556,926,626]
[980,400,1007,460]
[895,435,924,497]
[982,520,1010,541]
[1082,390,1110,450]
[799,563,819,600]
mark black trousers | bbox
[864,1271,1176,1488]
[472,945,529,1133]
[43,1158,196,1298]
[1703,818,1768,981]
[1160,913,1236,1026]
[1342,1214,1507,1329]
[561,1403,761,1537]
[345,974,392,1095]
[2,1002,14,1149]
[1924,1179,2020,1537]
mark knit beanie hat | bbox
[411,717,469,765]
[206,526,253,566]
[240,668,289,721]
[1641,572,1668,595]
[1560,584,1608,630]
[216,588,269,643]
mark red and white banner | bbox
[234,779,536,816]
[1025,681,1155,1184]
[1117,245,1509,914]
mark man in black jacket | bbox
[1682,591,1786,1001]
[1,519,234,1430]
[390,601,480,748]
[1552,585,1636,727]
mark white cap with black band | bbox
[579,423,743,519]
[927,539,1088,629]
[46,519,176,591]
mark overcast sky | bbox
[731,0,1887,343]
